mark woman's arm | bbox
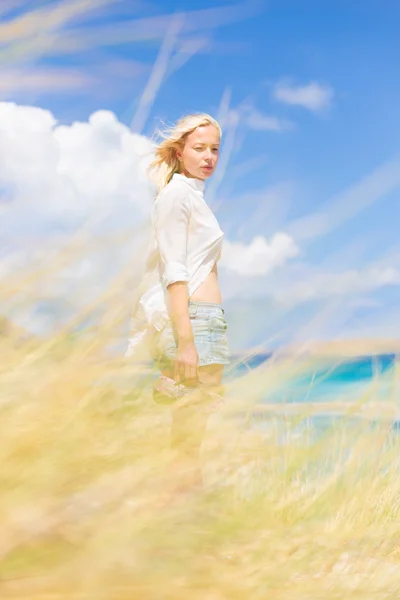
[154,188,198,382]
[167,282,198,382]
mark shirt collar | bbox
[172,172,205,192]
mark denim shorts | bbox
[150,301,230,370]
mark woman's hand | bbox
[174,340,199,384]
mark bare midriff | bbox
[189,262,222,304]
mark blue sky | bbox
[1,0,400,349]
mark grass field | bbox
[1,312,400,600]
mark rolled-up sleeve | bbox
[154,187,191,288]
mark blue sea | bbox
[227,352,398,402]
[224,352,400,436]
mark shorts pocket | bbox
[210,313,228,332]
[209,313,230,363]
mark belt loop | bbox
[189,301,198,317]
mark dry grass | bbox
[1,274,400,600]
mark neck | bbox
[179,168,204,182]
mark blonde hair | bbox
[147,113,222,195]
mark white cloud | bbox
[237,101,291,132]
[220,233,299,276]
[0,101,158,333]
[0,102,155,224]
[345,297,382,309]
[243,107,291,132]
[219,245,400,314]
[281,266,400,303]
[273,80,333,111]
[270,264,400,307]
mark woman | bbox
[130,113,230,487]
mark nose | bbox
[204,148,213,160]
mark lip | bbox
[201,166,213,171]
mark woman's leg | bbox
[168,364,224,487]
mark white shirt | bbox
[126,172,224,358]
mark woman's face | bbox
[177,124,220,181]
